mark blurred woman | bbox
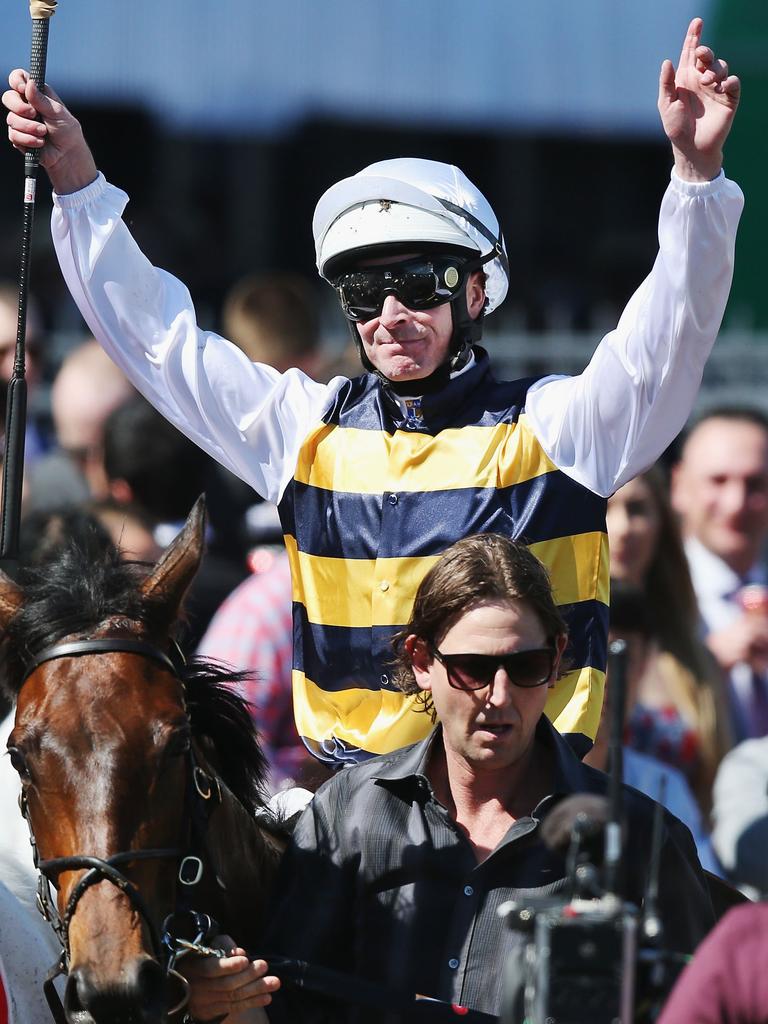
[607,465,732,813]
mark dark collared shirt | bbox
[264,717,715,1023]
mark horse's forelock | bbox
[0,534,180,681]
[0,540,162,694]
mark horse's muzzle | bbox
[64,957,167,1024]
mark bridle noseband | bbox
[16,634,224,1021]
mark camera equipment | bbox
[499,638,678,1024]
[499,791,638,1024]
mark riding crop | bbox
[0,0,58,569]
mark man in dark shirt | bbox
[185,534,715,1023]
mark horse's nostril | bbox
[64,959,166,1024]
[63,967,88,1019]
[136,957,166,1017]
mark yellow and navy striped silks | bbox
[277,350,609,765]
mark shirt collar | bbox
[371,714,591,805]
[378,346,493,430]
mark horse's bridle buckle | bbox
[193,765,220,801]
[178,856,204,886]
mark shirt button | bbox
[380,580,389,592]
[448,958,460,970]
[463,885,474,897]
[380,673,389,685]
[388,493,398,505]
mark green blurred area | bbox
[712,2,768,329]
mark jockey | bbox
[3,18,743,770]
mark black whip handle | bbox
[25,18,50,178]
[0,16,51,566]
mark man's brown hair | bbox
[392,533,568,717]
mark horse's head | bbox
[2,498,209,1023]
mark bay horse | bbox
[0,497,283,1024]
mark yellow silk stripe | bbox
[294,415,556,494]
[293,664,604,752]
[293,672,433,754]
[285,532,607,628]
[546,665,605,742]
[530,532,610,608]
[285,534,440,627]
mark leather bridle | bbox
[14,634,223,1022]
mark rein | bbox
[16,634,225,1023]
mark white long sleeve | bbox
[51,173,346,505]
[525,169,744,496]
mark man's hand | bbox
[658,17,740,182]
[3,69,97,194]
[707,615,768,674]
[180,940,281,1023]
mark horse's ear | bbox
[0,569,23,629]
[141,495,206,618]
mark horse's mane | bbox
[1,530,269,814]
[183,661,269,816]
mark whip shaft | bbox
[0,16,52,565]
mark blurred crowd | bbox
[4,269,768,906]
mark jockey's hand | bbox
[180,935,281,1023]
[658,17,740,181]
[3,69,97,194]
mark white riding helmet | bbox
[313,157,509,315]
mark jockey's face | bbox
[351,257,486,383]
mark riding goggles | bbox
[428,643,555,691]
[333,250,497,323]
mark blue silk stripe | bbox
[560,599,609,675]
[281,475,606,562]
[291,611,403,693]
[293,599,608,695]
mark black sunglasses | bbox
[334,254,487,323]
[428,642,555,691]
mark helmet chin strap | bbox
[352,290,484,397]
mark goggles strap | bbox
[433,196,509,279]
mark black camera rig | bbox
[498,640,689,1024]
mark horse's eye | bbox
[8,747,31,781]
[168,731,191,757]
